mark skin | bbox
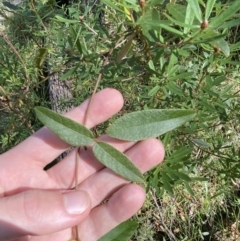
[0,88,165,241]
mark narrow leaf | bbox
[184,182,194,196]
[220,19,240,29]
[60,66,78,81]
[210,38,230,57]
[167,53,178,76]
[97,221,138,241]
[93,142,144,183]
[174,171,192,182]
[116,33,135,63]
[193,33,227,44]
[160,23,184,36]
[230,41,240,51]
[101,0,125,14]
[184,3,195,34]
[35,48,48,68]
[3,1,19,10]
[191,177,209,182]
[166,82,184,96]
[34,107,94,146]
[107,109,196,141]
[162,172,174,195]
[55,15,79,23]
[148,85,160,97]
[186,0,202,23]
[192,139,211,148]
[166,3,186,22]
[164,13,199,29]
[205,0,216,20]
[209,1,240,29]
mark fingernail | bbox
[63,190,90,215]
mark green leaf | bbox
[212,76,226,86]
[70,26,83,55]
[147,0,164,7]
[210,38,230,57]
[166,3,186,22]
[93,142,144,183]
[168,72,193,81]
[60,66,78,81]
[165,147,193,164]
[184,3,195,34]
[167,53,178,75]
[186,0,202,23]
[3,1,19,10]
[35,48,48,68]
[148,85,160,97]
[160,23,184,36]
[148,60,156,71]
[164,13,199,29]
[97,221,138,241]
[174,171,192,182]
[209,1,240,29]
[191,177,209,182]
[184,182,194,196]
[137,10,162,29]
[166,82,184,96]
[161,172,174,195]
[116,33,135,63]
[193,138,211,148]
[230,41,240,51]
[205,0,216,20]
[34,107,94,146]
[220,19,240,29]
[193,32,226,44]
[101,0,125,14]
[55,15,79,23]
[200,99,216,112]
[107,109,196,141]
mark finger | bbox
[78,138,164,207]
[47,135,136,189]
[2,88,124,167]
[0,189,91,240]
[78,184,145,241]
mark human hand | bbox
[0,88,165,241]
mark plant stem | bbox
[151,190,177,241]
[72,35,125,241]
[0,30,30,88]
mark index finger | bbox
[3,88,124,167]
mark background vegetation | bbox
[1,0,240,240]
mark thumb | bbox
[0,189,91,240]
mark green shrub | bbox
[1,0,240,239]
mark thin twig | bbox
[73,34,126,241]
[0,30,30,88]
[189,139,228,159]
[150,190,177,241]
